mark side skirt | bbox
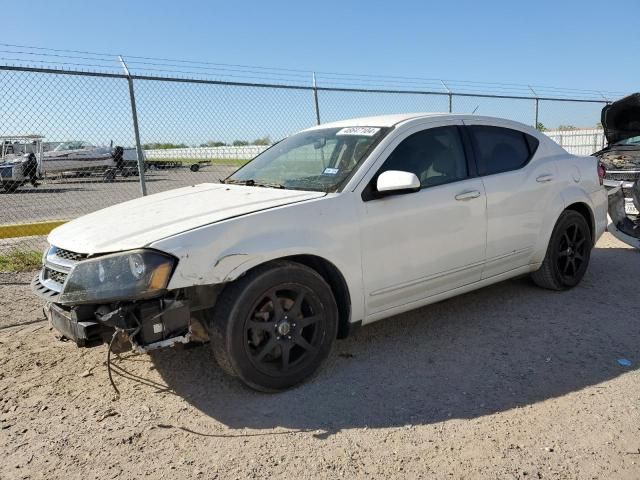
[362,264,539,325]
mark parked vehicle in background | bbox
[0,135,43,192]
[32,113,607,391]
[594,93,640,247]
[0,137,129,192]
[43,141,124,181]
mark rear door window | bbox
[468,126,539,175]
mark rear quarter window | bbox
[468,125,539,176]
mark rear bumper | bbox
[606,185,640,248]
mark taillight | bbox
[597,161,606,186]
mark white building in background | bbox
[123,130,607,161]
[543,128,605,156]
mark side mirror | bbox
[376,170,421,194]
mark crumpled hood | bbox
[48,183,325,254]
[602,93,640,145]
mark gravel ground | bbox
[1,233,639,479]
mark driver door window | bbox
[379,126,468,188]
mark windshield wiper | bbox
[223,178,286,189]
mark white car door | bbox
[463,120,559,278]
[360,121,487,316]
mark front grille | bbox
[38,245,88,295]
[605,171,640,182]
[44,267,68,285]
[53,248,88,262]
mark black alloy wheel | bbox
[209,260,338,391]
[554,221,588,281]
[244,285,325,375]
[531,210,592,290]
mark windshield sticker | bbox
[336,127,380,137]
[323,167,339,175]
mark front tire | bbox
[531,210,592,290]
[208,261,338,392]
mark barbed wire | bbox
[0,42,628,100]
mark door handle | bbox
[536,174,554,183]
[455,190,481,201]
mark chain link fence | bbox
[0,63,613,255]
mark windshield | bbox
[227,126,388,192]
[614,135,640,146]
[54,141,92,151]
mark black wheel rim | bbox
[556,221,588,280]
[243,285,325,376]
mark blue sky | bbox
[6,0,638,93]
[2,0,638,144]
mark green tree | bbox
[142,142,188,149]
[251,136,271,146]
[232,140,249,146]
[200,140,227,147]
[557,125,578,131]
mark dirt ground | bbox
[1,233,639,479]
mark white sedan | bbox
[33,113,608,391]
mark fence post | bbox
[441,80,452,113]
[528,86,539,128]
[119,55,147,196]
[312,72,321,125]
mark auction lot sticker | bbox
[336,127,380,136]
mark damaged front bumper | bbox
[33,274,217,352]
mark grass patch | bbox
[0,250,42,272]
[146,157,249,167]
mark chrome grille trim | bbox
[40,245,88,294]
[605,170,640,182]
[45,246,87,270]
[54,248,88,262]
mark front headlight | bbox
[58,249,176,304]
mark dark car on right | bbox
[594,93,640,247]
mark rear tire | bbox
[208,260,338,392]
[531,210,592,290]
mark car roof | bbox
[302,113,539,133]
[303,113,449,130]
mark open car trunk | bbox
[602,93,640,145]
